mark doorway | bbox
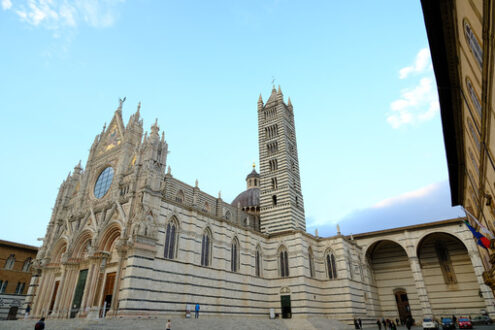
[7,306,18,320]
[100,272,116,317]
[394,289,411,323]
[70,269,88,318]
[49,281,60,314]
[280,295,291,319]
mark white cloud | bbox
[5,0,124,31]
[373,182,439,208]
[387,65,439,129]
[1,0,12,10]
[399,48,431,79]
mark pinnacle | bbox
[258,94,263,103]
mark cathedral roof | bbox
[231,188,260,209]
[246,168,259,179]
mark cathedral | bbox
[27,87,495,325]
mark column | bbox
[408,256,432,318]
[109,245,127,314]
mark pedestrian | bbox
[452,315,457,325]
[358,318,362,329]
[395,318,399,327]
[377,319,382,330]
[405,316,413,330]
[166,319,171,330]
[382,318,387,329]
[34,317,45,330]
[195,303,200,318]
[25,305,31,319]
[354,318,359,329]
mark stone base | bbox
[86,307,100,320]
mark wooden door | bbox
[394,290,411,323]
[101,272,116,317]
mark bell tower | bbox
[258,86,305,233]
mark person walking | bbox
[34,317,45,330]
[452,315,457,326]
[24,305,31,319]
[405,316,413,330]
[358,318,362,329]
[166,319,171,330]
[195,303,200,319]
[382,318,387,329]
[395,318,399,327]
[377,319,382,330]
[354,318,359,329]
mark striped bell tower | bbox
[258,86,305,234]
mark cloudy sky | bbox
[0,0,461,246]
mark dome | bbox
[232,188,260,209]
[246,168,260,180]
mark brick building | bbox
[0,239,38,319]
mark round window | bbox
[94,167,114,198]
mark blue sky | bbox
[0,0,462,246]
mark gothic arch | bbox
[231,236,240,272]
[97,222,122,252]
[201,227,213,267]
[278,244,289,277]
[324,247,338,280]
[164,215,180,259]
[50,238,68,264]
[255,244,263,277]
[71,229,95,258]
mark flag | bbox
[464,220,491,249]
[464,207,495,239]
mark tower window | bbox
[272,195,277,206]
[296,196,299,207]
[271,177,278,190]
[269,159,278,171]
[279,247,289,277]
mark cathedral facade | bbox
[27,88,495,324]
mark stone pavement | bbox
[0,316,358,330]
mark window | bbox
[255,246,262,277]
[279,247,289,277]
[0,280,8,293]
[326,252,337,279]
[272,195,277,206]
[467,118,480,151]
[468,148,479,174]
[164,218,178,259]
[94,167,114,198]
[269,159,278,171]
[231,238,239,272]
[308,248,315,278]
[463,19,483,68]
[435,242,457,284]
[225,210,232,221]
[271,177,278,190]
[175,190,184,203]
[201,230,211,267]
[22,258,32,272]
[267,142,278,155]
[466,78,482,118]
[15,282,25,294]
[4,254,15,270]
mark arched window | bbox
[279,246,289,277]
[463,19,483,68]
[466,78,482,118]
[0,280,8,293]
[164,218,178,259]
[175,190,184,203]
[231,237,240,272]
[255,245,262,277]
[272,195,277,206]
[201,229,212,267]
[308,248,315,278]
[4,254,15,270]
[271,177,277,190]
[202,202,210,213]
[225,210,232,221]
[21,258,32,272]
[326,252,337,279]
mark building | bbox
[421,0,495,289]
[27,89,495,324]
[0,239,38,320]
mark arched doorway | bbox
[366,240,418,321]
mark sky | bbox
[0,0,463,247]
